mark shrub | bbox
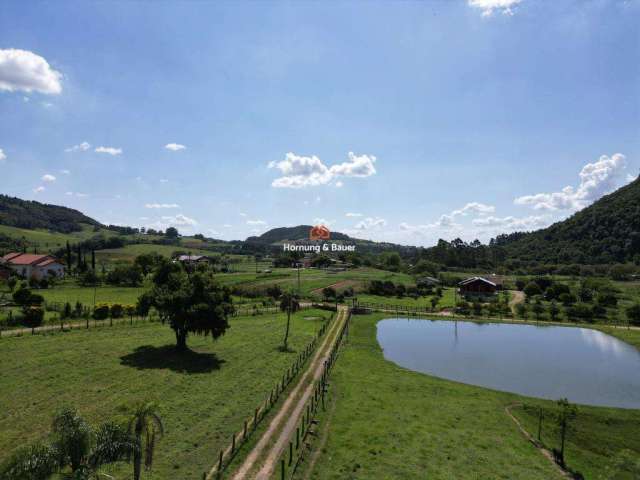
[523,282,542,298]
[21,306,44,329]
[93,304,110,320]
[627,304,640,326]
[110,304,124,318]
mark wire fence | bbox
[203,312,336,480]
[0,304,315,339]
[278,309,351,480]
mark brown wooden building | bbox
[458,276,498,296]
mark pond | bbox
[377,318,640,409]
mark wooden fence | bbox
[278,309,352,480]
[203,312,336,480]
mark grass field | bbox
[356,287,457,309]
[299,313,640,480]
[0,309,332,479]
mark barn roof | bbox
[458,276,497,287]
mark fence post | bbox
[296,427,300,450]
[289,441,293,466]
[254,408,258,430]
[218,449,223,472]
[281,458,285,480]
[231,432,235,454]
[243,420,247,440]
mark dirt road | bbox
[229,306,349,480]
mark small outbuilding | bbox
[458,276,498,296]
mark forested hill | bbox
[0,195,103,233]
[492,177,640,264]
[246,225,353,244]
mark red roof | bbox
[2,253,61,266]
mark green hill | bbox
[0,194,103,234]
[493,177,640,264]
[245,225,353,244]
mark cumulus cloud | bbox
[0,148,6,162]
[345,212,363,217]
[468,0,521,17]
[451,202,495,216]
[0,49,62,94]
[33,186,45,193]
[247,219,267,225]
[313,218,334,227]
[161,214,197,226]
[268,151,376,188]
[514,153,630,211]
[355,217,387,230]
[165,143,186,151]
[65,141,91,152]
[145,203,180,209]
[472,215,550,230]
[41,174,56,182]
[95,146,122,156]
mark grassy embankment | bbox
[0,309,331,479]
[300,313,640,480]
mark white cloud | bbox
[627,173,638,182]
[159,179,169,183]
[41,174,56,183]
[514,153,630,211]
[268,151,376,188]
[65,141,91,152]
[165,143,186,151]
[355,217,387,230]
[247,219,267,225]
[335,181,344,188]
[451,202,495,216]
[60,169,70,175]
[469,0,521,17]
[161,214,197,226]
[0,49,62,94]
[345,212,363,217]
[95,146,122,156]
[0,148,6,162]
[33,186,45,193]
[65,191,88,198]
[208,229,221,236]
[472,215,550,230]
[145,203,180,209]
[239,212,247,217]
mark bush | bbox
[523,282,542,298]
[93,304,110,320]
[110,304,124,318]
[105,265,143,287]
[21,306,44,329]
[627,304,640,326]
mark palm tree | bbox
[0,407,135,480]
[279,292,300,351]
[128,402,163,480]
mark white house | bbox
[2,253,65,280]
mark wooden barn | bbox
[458,276,499,297]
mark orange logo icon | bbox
[310,225,330,241]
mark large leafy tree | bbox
[148,260,234,351]
[0,407,135,480]
[128,402,163,480]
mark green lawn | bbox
[300,313,640,480]
[356,287,456,309]
[0,309,332,479]
[39,284,146,307]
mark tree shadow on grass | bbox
[120,345,225,374]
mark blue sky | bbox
[0,0,638,246]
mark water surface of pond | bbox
[377,318,640,409]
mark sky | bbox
[0,0,638,246]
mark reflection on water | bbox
[377,319,640,409]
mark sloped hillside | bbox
[493,178,640,264]
[0,194,102,234]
